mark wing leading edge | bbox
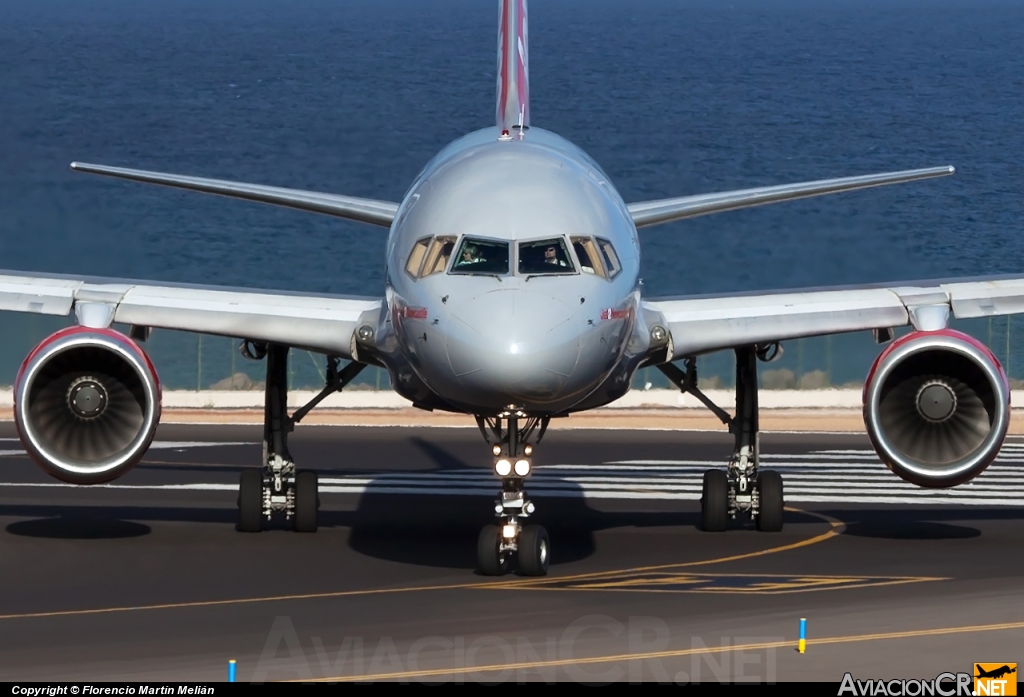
[642,276,1024,362]
[0,271,382,360]
[628,166,954,229]
[70,162,399,227]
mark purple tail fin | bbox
[496,0,529,137]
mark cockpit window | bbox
[518,238,575,275]
[596,238,622,279]
[421,236,456,277]
[405,237,431,279]
[450,237,510,275]
[570,236,607,278]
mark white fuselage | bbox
[371,127,652,416]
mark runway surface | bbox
[1,421,1022,683]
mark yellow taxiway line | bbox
[0,507,843,621]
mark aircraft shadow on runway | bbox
[829,509,994,540]
[0,501,695,572]
[0,436,701,570]
[5,504,1019,574]
[5,435,1023,567]
[5,516,154,540]
[342,437,703,571]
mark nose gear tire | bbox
[518,524,550,576]
[477,525,510,576]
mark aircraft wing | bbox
[642,276,1024,361]
[627,166,954,229]
[0,270,382,360]
[70,162,400,227]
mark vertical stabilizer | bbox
[496,0,529,137]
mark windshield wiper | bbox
[525,272,574,281]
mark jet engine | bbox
[863,329,1009,488]
[15,327,161,484]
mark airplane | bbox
[4,0,1020,577]
[975,666,1016,680]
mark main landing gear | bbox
[659,345,785,533]
[237,343,365,533]
[474,411,551,576]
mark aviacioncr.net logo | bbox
[838,672,973,696]
[974,663,1017,696]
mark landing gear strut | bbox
[660,345,784,532]
[237,344,364,532]
[474,411,550,576]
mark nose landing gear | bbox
[475,412,550,576]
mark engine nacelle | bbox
[863,329,1009,488]
[15,327,161,484]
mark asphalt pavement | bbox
[0,422,1021,683]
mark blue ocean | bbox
[2,0,1023,389]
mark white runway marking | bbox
[1,444,1023,506]
[0,441,256,458]
[148,441,257,450]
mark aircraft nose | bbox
[445,288,581,406]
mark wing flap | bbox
[628,166,954,229]
[644,275,1024,362]
[0,271,382,359]
[70,162,400,227]
[943,278,1024,319]
[0,275,79,315]
[645,288,909,359]
[115,285,379,356]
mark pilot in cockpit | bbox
[544,246,568,267]
[458,244,483,266]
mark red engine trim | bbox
[15,326,160,397]
[14,326,162,452]
[863,329,1008,404]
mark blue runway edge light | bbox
[228,659,236,682]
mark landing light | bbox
[502,524,518,539]
[514,459,531,476]
[492,445,502,456]
[495,459,512,476]
[524,444,533,456]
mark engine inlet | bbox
[864,330,1009,488]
